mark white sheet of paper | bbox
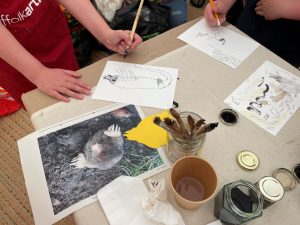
[225,61,300,135]
[177,19,259,68]
[92,61,178,109]
[17,104,170,225]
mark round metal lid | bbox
[237,150,259,170]
[258,177,284,202]
[219,108,239,126]
[272,168,296,191]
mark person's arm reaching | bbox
[58,0,142,55]
[204,0,237,27]
[0,23,91,102]
[255,0,300,21]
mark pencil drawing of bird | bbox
[70,124,124,170]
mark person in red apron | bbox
[0,0,142,106]
[204,0,300,68]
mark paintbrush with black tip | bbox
[187,115,195,134]
[164,117,181,134]
[124,0,144,59]
[195,122,219,137]
[153,117,182,138]
[169,108,189,139]
[191,118,206,137]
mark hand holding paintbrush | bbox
[124,0,144,58]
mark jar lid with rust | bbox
[258,176,284,203]
[237,150,259,170]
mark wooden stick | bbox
[124,0,144,57]
[131,0,144,41]
[195,122,219,136]
[164,118,181,134]
[169,108,189,139]
[153,117,182,139]
[187,115,195,133]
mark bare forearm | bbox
[282,0,300,20]
[58,0,111,43]
[0,23,45,83]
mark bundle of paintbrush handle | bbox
[153,109,218,142]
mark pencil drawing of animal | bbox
[103,65,172,89]
[70,124,124,170]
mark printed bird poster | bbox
[225,61,300,135]
[17,104,170,225]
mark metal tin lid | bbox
[272,168,296,191]
[237,151,259,170]
[292,164,300,183]
[258,177,284,203]
[219,108,239,126]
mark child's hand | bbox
[204,0,230,27]
[255,0,285,20]
[33,68,91,102]
[102,30,142,55]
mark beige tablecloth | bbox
[23,19,300,225]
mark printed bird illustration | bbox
[70,124,124,170]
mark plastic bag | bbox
[110,0,171,40]
[92,0,123,22]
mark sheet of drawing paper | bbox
[124,110,172,148]
[17,104,170,225]
[177,19,259,68]
[92,61,178,109]
[225,61,300,135]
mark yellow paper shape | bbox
[123,110,172,149]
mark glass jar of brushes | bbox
[166,111,207,162]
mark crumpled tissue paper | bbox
[97,176,185,225]
[143,178,185,225]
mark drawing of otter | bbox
[70,124,124,170]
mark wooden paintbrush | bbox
[124,0,144,58]
[153,117,182,138]
[187,115,195,133]
[169,108,190,139]
[195,122,219,137]
[164,118,181,134]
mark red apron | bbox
[0,0,79,104]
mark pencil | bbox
[124,0,144,58]
[209,0,220,26]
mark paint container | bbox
[166,112,206,162]
[272,168,297,191]
[214,180,264,225]
[170,156,217,210]
[219,108,239,125]
[255,176,284,209]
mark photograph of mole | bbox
[37,104,167,215]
